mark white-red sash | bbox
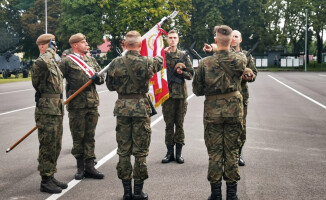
[67,54,95,78]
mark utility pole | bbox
[45,0,48,34]
[304,9,308,72]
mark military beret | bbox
[69,33,86,44]
[36,34,55,45]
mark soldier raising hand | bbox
[106,31,164,200]
[193,25,246,200]
[32,34,67,194]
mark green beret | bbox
[36,34,55,45]
[69,33,86,44]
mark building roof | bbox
[97,39,111,53]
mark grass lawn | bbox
[0,74,31,84]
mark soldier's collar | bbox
[73,52,85,58]
[127,50,140,55]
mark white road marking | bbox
[319,74,326,77]
[46,93,196,200]
[0,90,109,116]
[45,149,118,200]
[0,106,35,116]
[268,75,326,110]
[0,88,33,95]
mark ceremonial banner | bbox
[140,25,169,108]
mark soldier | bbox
[161,30,194,164]
[231,30,257,166]
[193,25,246,200]
[60,33,104,180]
[31,34,67,194]
[106,31,163,200]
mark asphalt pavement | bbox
[0,72,325,200]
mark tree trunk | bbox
[316,31,322,64]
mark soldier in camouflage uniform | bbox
[193,25,246,200]
[32,34,68,194]
[231,30,257,166]
[60,33,104,180]
[106,31,163,200]
[161,30,194,164]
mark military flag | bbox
[140,24,169,108]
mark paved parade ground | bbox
[1,72,326,200]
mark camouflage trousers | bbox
[162,98,188,145]
[35,114,63,177]
[204,116,242,183]
[116,116,151,183]
[68,108,99,160]
[239,102,248,148]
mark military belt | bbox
[41,93,63,99]
[118,94,145,99]
[205,91,240,100]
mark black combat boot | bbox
[175,143,184,164]
[238,147,245,166]
[208,182,222,200]
[161,144,175,163]
[40,176,62,194]
[122,181,133,200]
[226,182,239,200]
[133,181,148,200]
[51,175,68,189]
[84,159,104,179]
[75,157,84,180]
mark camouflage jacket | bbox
[106,50,164,117]
[240,50,258,103]
[60,53,104,110]
[192,50,246,118]
[61,48,73,59]
[31,48,64,116]
[165,49,194,99]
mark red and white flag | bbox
[140,24,169,108]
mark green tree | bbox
[21,0,60,57]
[56,0,104,51]
[0,0,35,52]
[99,0,192,48]
[310,0,326,63]
[221,0,270,52]
[99,0,191,62]
[190,0,226,51]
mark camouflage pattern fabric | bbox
[60,53,104,160]
[165,49,194,99]
[31,48,64,177]
[162,98,187,145]
[115,116,151,182]
[163,49,193,145]
[61,48,73,59]
[204,117,242,183]
[106,50,163,182]
[36,114,63,176]
[192,49,246,184]
[106,50,163,117]
[240,50,258,105]
[239,50,258,147]
[60,54,104,110]
[68,108,99,160]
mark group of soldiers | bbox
[31,24,256,200]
